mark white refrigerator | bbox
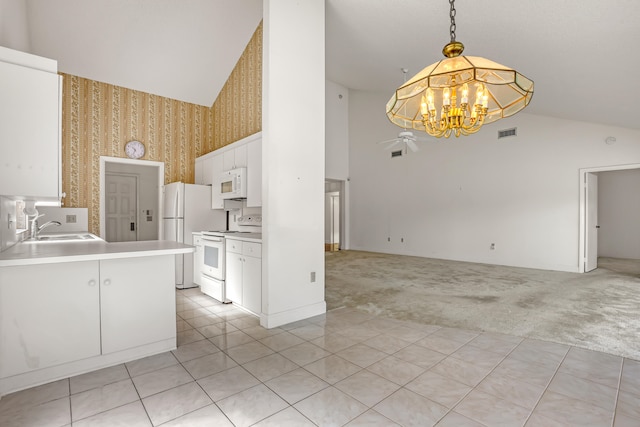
[162,182,225,289]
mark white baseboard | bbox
[260,301,326,329]
[0,338,175,398]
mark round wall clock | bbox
[125,140,145,159]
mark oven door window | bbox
[204,245,219,269]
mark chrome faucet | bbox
[29,214,62,239]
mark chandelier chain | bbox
[449,0,457,42]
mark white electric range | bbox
[197,216,262,302]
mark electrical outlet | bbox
[490,243,496,250]
[66,215,76,223]
[310,272,316,283]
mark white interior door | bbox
[105,174,138,242]
[585,172,599,272]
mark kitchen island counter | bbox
[0,238,191,397]
[0,239,193,267]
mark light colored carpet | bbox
[325,250,640,361]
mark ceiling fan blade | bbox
[383,140,401,150]
[406,139,420,152]
[377,138,400,145]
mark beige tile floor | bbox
[1,288,639,426]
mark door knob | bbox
[103,279,111,286]
[88,279,96,287]
[596,225,600,229]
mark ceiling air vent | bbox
[498,127,517,139]
[391,150,403,158]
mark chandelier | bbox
[386,0,534,138]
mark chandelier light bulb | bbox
[461,83,469,104]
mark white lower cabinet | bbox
[226,249,243,304]
[242,254,261,315]
[192,234,203,286]
[100,256,175,354]
[0,254,176,394]
[225,239,261,315]
[0,261,101,378]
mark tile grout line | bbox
[518,342,571,426]
[609,357,625,427]
[435,334,522,427]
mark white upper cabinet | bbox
[211,154,224,209]
[233,144,248,168]
[223,144,248,171]
[0,47,61,202]
[202,156,215,186]
[196,132,262,210]
[194,158,204,185]
[247,139,262,207]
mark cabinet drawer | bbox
[226,239,242,254]
[243,241,262,258]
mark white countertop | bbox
[223,233,262,243]
[0,239,194,267]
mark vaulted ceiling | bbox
[23,0,640,130]
[25,0,263,107]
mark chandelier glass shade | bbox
[386,2,534,138]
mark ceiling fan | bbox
[377,130,430,153]
[377,68,433,153]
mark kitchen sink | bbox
[25,233,102,243]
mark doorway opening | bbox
[579,163,640,273]
[100,156,164,242]
[325,179,348,251]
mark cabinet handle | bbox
[88,279,96,287]
[103,279,111,286]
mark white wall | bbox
[36,206,88,232]
[262,0,326,327]
[326,80,349,180]
[347,89,640,272]
[0,0,30,52]
[598,169,640,259]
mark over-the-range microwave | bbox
[219,167,247,199]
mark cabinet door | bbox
[225,251,243,304]
[0,60,60,199]
[100,256,175,354]
[212,154,224,209]
[193,235,203,286]
[0,261,100,378]
[223,150,236,171]
[242,255,262,315]
[234,145,248,168]
[247,139,262,207]
[202,156,215,186]
[194,158,204,185]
